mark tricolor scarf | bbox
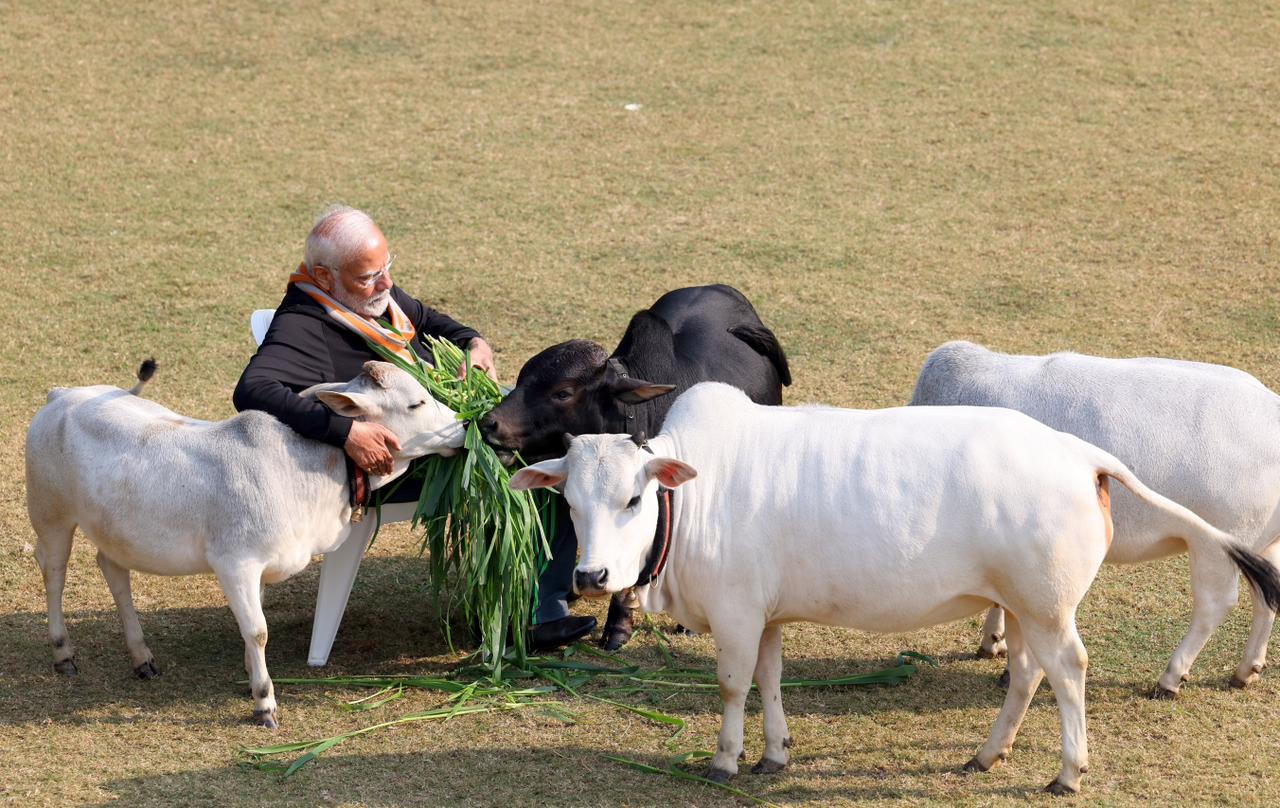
[288,262,419,365]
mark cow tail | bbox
[129,358,158,397]
[1088,446,1280,611]
[727,324,792,386]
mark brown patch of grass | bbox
[4,0,1280,805]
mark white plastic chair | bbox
[251,309,418,666]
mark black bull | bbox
[481,284,791,649]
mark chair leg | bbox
[308,521,375,667]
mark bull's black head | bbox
[480,339,675,466]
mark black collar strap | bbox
[634,486,673,587]
[608,357,639,436]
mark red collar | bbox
[348,460,371,522]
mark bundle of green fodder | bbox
[369,336,552,676]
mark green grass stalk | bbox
[242,647,932,777]
[364,334,551,675]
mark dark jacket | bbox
[233,284,482,448]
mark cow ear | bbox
[509,458,568,491]
[644,457,697,488]
[613,377,677,405]
[316,390,381,418]
[297,381,348,400]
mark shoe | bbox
[530,615,597,653]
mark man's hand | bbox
[460,337,499,382]
[344,421,401,476]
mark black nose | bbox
[479,413,499,436]
[574,568,608,593]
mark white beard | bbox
[333,286,392,318]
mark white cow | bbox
[26,360,464,727]
[510,383,1280,795]
[911,341,1280,696]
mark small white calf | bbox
[25,360,464,727]
[912,341,1280,695]
[511,383,1280,794]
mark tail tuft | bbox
[129,358,158,396]
[1227,544,1280,611]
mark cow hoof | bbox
[598,629,632,652]
[53,659,79,677]
[1044,779,1077,796]
[253,709,279,730]
[705,766,735,784]
[672,624,691,635]
[961,757,990,774]
[134,660,160,680]
[1232,664,1265,689]
[1149,685,1178,701]
[997,669,1011,689]
[782,736,793,749]
[751,757,787,775]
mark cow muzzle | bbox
[573,566,610,597]
[478,413,520,466]
[402,421,466,459]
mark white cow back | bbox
[27,384,350,579]
[645,383,1110,634]
[911,341,1280,560]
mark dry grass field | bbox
[2,1,1278,805]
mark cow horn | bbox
[361,360,394,389]
[562,432,576,449]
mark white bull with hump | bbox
[911,340,1280,696]
[510,382,1280,795]
[25,360,465,728]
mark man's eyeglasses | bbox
[348,255,395,290]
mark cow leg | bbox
[751,624,790,774]
[977,605,1007,659]
[1232,539,1280,688]
[707,617,765,783]
[965,611,1042,773]
[34,519,78,676]
[1154,550,1239,697]
[216,564,277,728]
[1022,619,1089,795]
[245,582,265,688]
[599,589,638,651]
[95,552,158,679]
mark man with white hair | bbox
[235,205,496,476]
[234,206,596,651]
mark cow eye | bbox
[551,389,574,403]
[409,400,427,410]
[626,494,642,510]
